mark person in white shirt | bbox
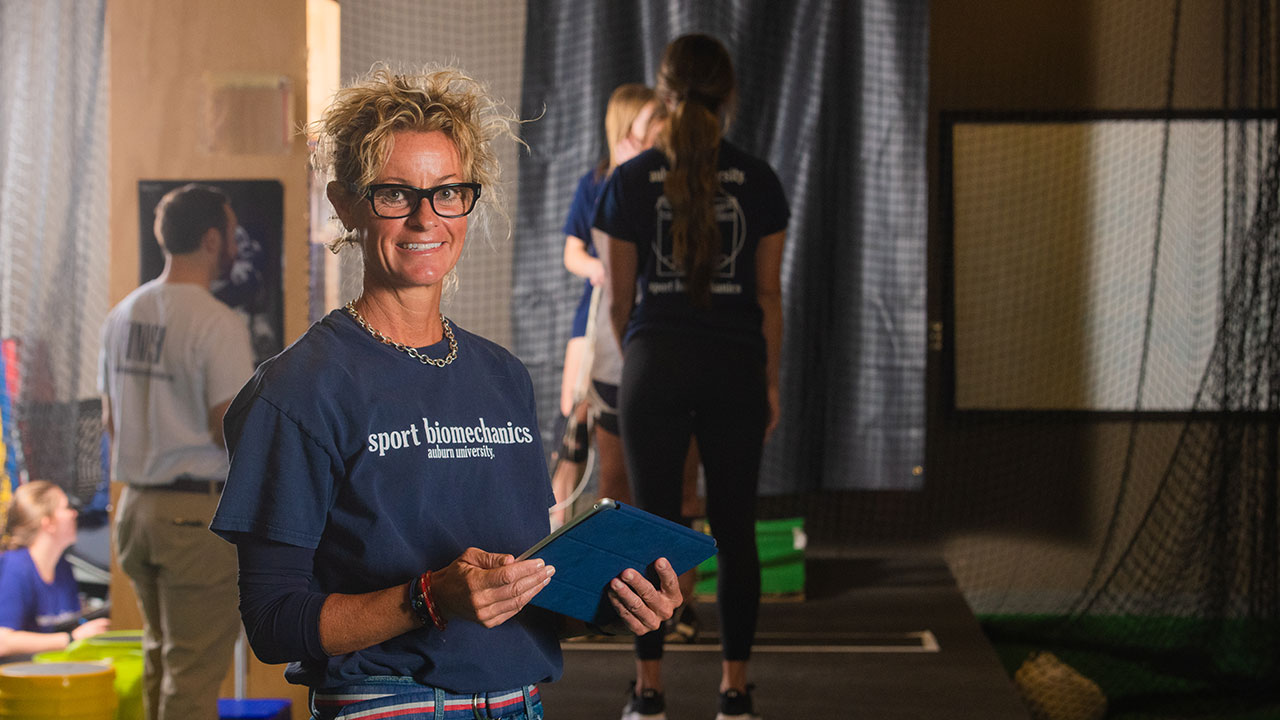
[98,183,256,720]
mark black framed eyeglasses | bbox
[361,182,482,219]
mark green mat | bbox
[694,517,805,598]
[981,614,1280,720]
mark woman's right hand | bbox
[429,548,555,628]
[586,258,607,287]
[71,617,111,641]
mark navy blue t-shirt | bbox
[593,141,789,355]
[211,309,560,692]
[563,168,607,338]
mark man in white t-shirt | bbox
[99,184,255,720]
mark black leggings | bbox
[619,332,767,661]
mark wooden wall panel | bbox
[107,0,311,710]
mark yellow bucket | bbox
[0,661,117,720]
[35,641,143,720]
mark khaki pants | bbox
[115,485,239,720]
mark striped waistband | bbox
[311,681,539,720]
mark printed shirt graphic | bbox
[0,548,80,633]
[97,281,255,485]
[211,310,560,693]
[593,140,789,354]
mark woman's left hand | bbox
[605,557,682,635]
[71,618,111,642]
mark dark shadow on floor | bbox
[542,554,1031,720]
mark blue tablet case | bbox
[519,500,718,625]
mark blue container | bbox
[217,698,291,720]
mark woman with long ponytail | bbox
[659,49,733,309]
[596,33,789,720]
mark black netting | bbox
[933,2,1280,717]
[0,0,109,514]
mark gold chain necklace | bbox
[344,300,458,367]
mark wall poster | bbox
[137,179,284,365]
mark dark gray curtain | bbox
[514,0,928,492]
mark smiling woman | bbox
[0,481,111,660]
[333,130,474,316]
[209,64,682,720]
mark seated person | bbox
[0,480,110,661]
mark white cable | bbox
[548,446,596,515]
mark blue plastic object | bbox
[217,698,291,720]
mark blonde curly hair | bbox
[309,63,523,252]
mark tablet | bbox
[519,499,718,625]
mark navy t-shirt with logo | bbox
[593,140,790,356]
[211,310,559,692]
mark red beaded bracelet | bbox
[419,571,446,631]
